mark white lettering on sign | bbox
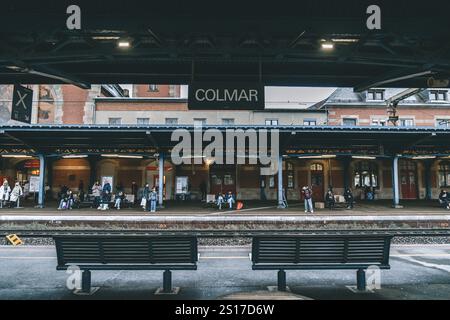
[366,5,381,30]
[66,5,81,30]
[194,88,259,102]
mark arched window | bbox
[439,162,450,187]
[310,163,323,171]
[354,161,378,188]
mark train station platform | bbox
[1,200,449,230]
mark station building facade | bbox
[1,84,450,203]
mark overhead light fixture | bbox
[352,156,376,160]
[117,40,131,48]
[117,155,143,159]
[321,42,334,50]
[331,38,359,43]
[92,36,121,40]
[62,155,88,159]
[101,154,143,159]
[298,155,336,159]
[411,156,436,160]
[1,155,32,158]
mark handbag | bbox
[140,198,147,206]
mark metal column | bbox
[392,156,401,208]
[277,153,284,208]
[158,153,164,208]
[37,154,46,208]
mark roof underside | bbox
[0,125,449,157]
[1,0,450,89]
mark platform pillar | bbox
[37,154,46,208]
[277,153,284,208]
[158,152,164,208]
[424,159,433,200]
[392,156,401,208]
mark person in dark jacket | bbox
[439,190,450,209]
[344,188,354,209]
[325,188,335,210]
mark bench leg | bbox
[163,270,172,293]
[81,270,91,293]
[277,270,287,292]
[356,269,366,291]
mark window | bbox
[310,163,323,171]
[354,161,378,188]
[343,118,357,126]
[148,84,159,92]
[367,89,385,101]
[165,118,178,125]
[303,119,317,126]
[193,118,207,127]
[265,119,278,126]
[286,162,294,188]
[439,162,450,187]
[222,118,235,125]
[399,118,414,127]
[436,119,450,128]
[430,90,447,101]
[137,118,149,125]
[108,118,121,125]
[371,119,386,126]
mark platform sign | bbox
[11,85,33,124]
[188,82,264,110]
[29,175,40,192]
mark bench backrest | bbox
[54,235,198,267]
[252,235,391,268]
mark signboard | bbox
[29,176,40,192]
[188,82,264,110]
[11,85,33,124]
[23,159,40,168]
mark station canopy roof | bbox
[1,0,450,90]
[1,124,449,158]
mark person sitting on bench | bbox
[344,188,354,209]
[325,187,335,210]
[216,193,225,210]
[114,191,125,210]
[439,189,450,210]
[226,191,235,209]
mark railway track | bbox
[1,228,450,238]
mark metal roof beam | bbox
[353,69,434,93]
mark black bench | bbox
[252,235,392,291]
[54,235,198,294]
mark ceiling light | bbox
[1,155,32,158]
[352,156,376,160]
[411,156,436,160]
[62,155,88,159]
[117,41,130,48]
[321,42,334,50]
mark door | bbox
[310,163,324,201]
[400,161,418,199]
[210,165,236,195]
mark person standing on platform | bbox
[141,183,150,210]
[92,181,102,209]
[78,180,85,202]
[149,187,158,213]
[302,186,314,213]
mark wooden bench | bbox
[252,235,392,291]
[54,235,198,294]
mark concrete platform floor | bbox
[0,244,449,300]
[0,200,449,216]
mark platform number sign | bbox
[11,85,33,124]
